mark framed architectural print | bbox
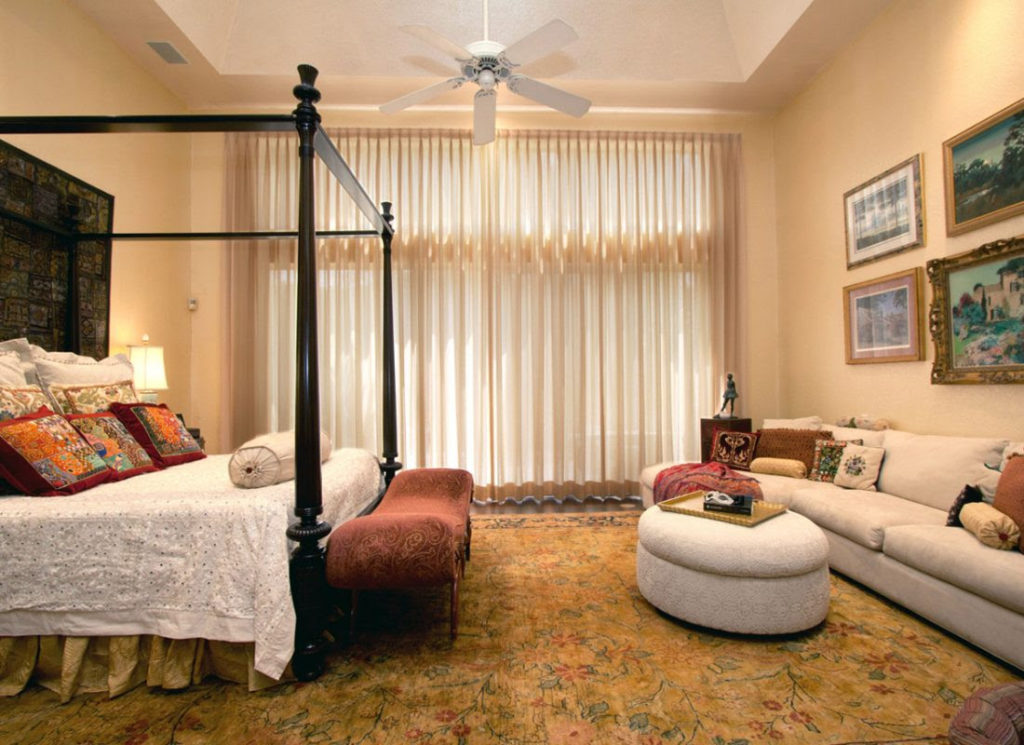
[927,235,1024,383]
[843,267,924,364]
[944,97,1024,236]
[844,155,924,268]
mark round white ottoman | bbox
[636,505,830,634]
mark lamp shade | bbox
[127,344,168,392]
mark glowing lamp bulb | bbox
[477,68,496,90]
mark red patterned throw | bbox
[653,461,764,505]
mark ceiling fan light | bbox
[477,68,496,90]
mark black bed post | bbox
[286,64,331,681]
[380,202,402,488]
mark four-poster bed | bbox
[0,65,399,691]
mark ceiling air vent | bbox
[146,41,188,65]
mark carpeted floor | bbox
[0,512,1018,744]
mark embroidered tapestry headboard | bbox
[0,138,112,358]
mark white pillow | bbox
[762,416,822,430]
[877,430,1007,510]
[33,353,134,390]
[0,351,25,386]
[830,425,885,448]
[0,338,39,385]
[229,430,333,488]
[833,444,885,490]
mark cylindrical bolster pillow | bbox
[229,429,332,488]
[326,513,459,589]
[750,457,807,479]
[959,502,1022,550]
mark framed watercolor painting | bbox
[927,235,1024,383]
[943,97,1024,236]
[843,155,924,268]
[843,267,924,364]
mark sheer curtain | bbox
[225,128,742,502]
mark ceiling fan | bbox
[379,2,591,146]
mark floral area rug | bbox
[0,512,1017,745]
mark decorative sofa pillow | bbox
[993,455,1024,553]
[48,379,140,415]
[709,430,758,470]
[0,407,112,495]
[833,443,885,491]
[754,428,833,475]
[229,430,333,488]
[946,484,985,527]
[809,439,863,483]
[0,385,50,422]
[0,351,25,386]
[109,402,205,469]
[750,457,806,479]
[830,425,885,448]
[960,502,1021,550]
[66,411,158,481]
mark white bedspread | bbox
[0,448,382,680]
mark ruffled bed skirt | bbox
[0,635,287,702]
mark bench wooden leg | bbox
[450,573,460,639]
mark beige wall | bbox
[1,0,193,417]
[773,0,1024,439]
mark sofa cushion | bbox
[747,471,803,506]
[877,430,1007,511]
[789,484,945,550]
[762,416,822,430]
[830,425,885,448]
[882,524,1024,615]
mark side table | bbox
[700,417,752,462]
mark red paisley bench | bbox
[325,468,474,638]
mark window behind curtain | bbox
[226,128,742,501]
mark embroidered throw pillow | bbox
[833,443,885,490]
[709,430,758,470]
[754,428,833,474]
[0,385,50,422]
[993,455,1024,553]
[0,407,112,495]
[66,411,158,481]
[109,402,205,468]
[48,379,139,415]
[946,484,985,527]
[808,439,864,482]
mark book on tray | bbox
[703,491,753,515]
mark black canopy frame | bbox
[0,65,401,680]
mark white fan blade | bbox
[502,19,578,66]
[401,24,473,61]
[507,74,590,117]
[380,77,466,114]
[473,89,496,145]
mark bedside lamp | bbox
[127,334,168,404]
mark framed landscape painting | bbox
[844,155,924,268]
[944,97,1024,235]
[927,235,1024,383]
[843,267,923,364]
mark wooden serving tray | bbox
[657,491,788,527]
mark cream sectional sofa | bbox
[639,418,1024,672]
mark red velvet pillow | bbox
[109,402,206,468]
[0,407,112,495]
[993,454,1024,553]
[66,411,159,481]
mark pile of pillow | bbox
[947,456,1024,552]
[708,415,887,491]
[0,338,204,496]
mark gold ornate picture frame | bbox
[927,235,1024,383]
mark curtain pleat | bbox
[225,128,743,502]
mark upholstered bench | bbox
[636,504,830,634]
[950,681,1024,745]
[325,468,474,639]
